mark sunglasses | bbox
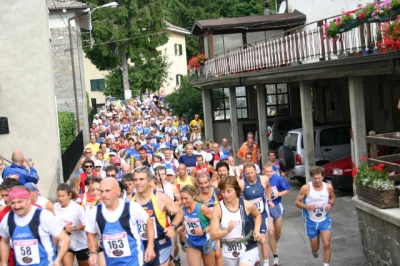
[85,152,92,154]
[115,164,121,166]
[106,174,116,177]
[84,165,93,168]
[95,166,102,168]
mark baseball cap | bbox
[109,151,117,156]
[159,134,165,139]
[146,135,152,140]
[182,137,188,141]
[166,169,175,176]
[112,158,121,164]
[24,182,38,192]
[94,160,103,167]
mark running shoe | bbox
[273,257,280,266]
[174,258,181,266]
[312,250,319,258]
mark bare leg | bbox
[268,217,278,255]
[309,235,320,258]
[274,217,283,243]
[61,252,74,266]
[320,230,332,263]
[202,250,215,266]
[260,233,270,262]
[186,248,202,266]
[214,240,223,266]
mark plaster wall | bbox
[0,0,63,199]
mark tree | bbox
[164,76,203,120]
[84,0,168,94]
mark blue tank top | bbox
[243,175,266,214]
[164,158,177,172]
[96,202,144,266]
[183,203,209,247]
[8,208,56,266]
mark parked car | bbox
[267,116,321,150]
[278,123,351,183]
[324,146,400,190]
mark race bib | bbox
[249,197,264,213]
[138,217,158,240]
[222,237,245,259]
[103,232,131,258]
[184,217,201,236]
[271,186,278,199]
[313,203,326,218]
[14,239,40,265]
[187,167,194,175]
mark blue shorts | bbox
[260,213,269,234]
[269,202,284,221]
[304,217,332,239]
[185,238,217,255]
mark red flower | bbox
[352,167,358,177]
[378,163,386,168]
[361,157,367,161]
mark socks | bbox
[323,264,330,266]
[263,260,269,266]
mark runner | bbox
[131,166,184,266]
[191,155,214,178]
[0,186,71,266]
[267,150,286,177]
[180,185,215,266]
[154,166,181,205]
[210,176,261,266]
[176,164,195,191]
[54,183,89,266]
[86,178,156,266]
[178,144,197,175]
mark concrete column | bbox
[256,84,269,164]
[229,87,240,161]
[202,88,214,141]
[349,77,368,166]
[300,80,315,183]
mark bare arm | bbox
[294,184,311,210]
[172,185,182,206]
[160,194,183,238]
[144,217,156,263]
[209,204,228,240]
[0,237,10,266]
[246,201,261,241]
[326,183,336,212]
[46,201,55,215]
[87,232,98,266]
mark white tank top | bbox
[220,201,246,259]
[157,181,174,201]
[35,196,49,209]
[304,182,329,222]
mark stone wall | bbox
[353,196,400,266]
[50,26,89,143]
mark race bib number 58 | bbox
[14,240,40,265]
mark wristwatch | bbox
[73,226,78,231]
[170,224,178,231]
[89,251,98,257]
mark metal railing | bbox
[198,18,384,79]
[61,130,84,182]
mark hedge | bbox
[58,112,76,153]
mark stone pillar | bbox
[300,80,315,183]
[229,87,240,162]
[349,77,368,166]
[202,88,214,141]
[256,84,269,164]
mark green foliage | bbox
[84,0,169,92]
[354,159,394,189]
[164,76,203,120]
[58,112,76,153]
[103,55,171,98]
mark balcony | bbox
[195,16,398,81]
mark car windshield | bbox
[284,133,298,151]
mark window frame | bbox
[212,86,248,121]
[265,83,290,118]
[90,79,105,92]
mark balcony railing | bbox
[197,18,385,79]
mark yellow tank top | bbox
[176,176,193,191]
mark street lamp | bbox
[68,2,118,132]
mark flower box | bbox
[356,185,399,209]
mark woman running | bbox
[209,176,261,266]
[180,185,216,266]
[54,183,89,266]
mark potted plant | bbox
[353,158,398,208]
[390,0,400,18]
[338,11,357,32]
[356,4,369,24]
[377,15,400,51]
[323,20,340,40]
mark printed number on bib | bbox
[103,232,131,258]
[138,217,157,240]
[184,217,201,235]
[271,186,278,199]
[222,238,245,259]
[250,197,264,213]
[14,240,40,265]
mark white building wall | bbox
[84,57,109,105]
[0,0,63,199]
[158,31,189,94]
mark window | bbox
[212,34,243,55]
[90,79,105,92]
[212,86,248,121]
[174,44,183,56]
[265,83,290,117]
[175,74,183,85]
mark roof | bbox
[47,0,88,10]
[165,21,191,35]
[191,10,306,35]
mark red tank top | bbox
[193,164,209,176]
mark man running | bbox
[295,166,335,266]
[0,186,71,266]
[86,178,156,266]
[267,150,286,177]
[132,166,183,266]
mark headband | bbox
[9,188,30,201]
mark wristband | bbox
[89,251,98,256]
[170,224,178,231]
[203,229,207,235]
[73,226,78,231]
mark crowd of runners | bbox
[0,93,335,266]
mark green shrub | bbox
[58,112,76,153]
